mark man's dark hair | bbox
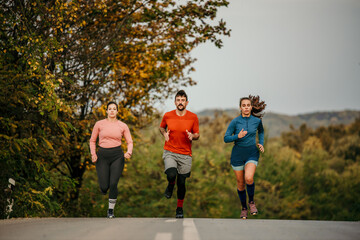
[175,90,188,101]
[107,101,118,110]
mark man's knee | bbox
[177,174,187,186]
[165,167,177,181]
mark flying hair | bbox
[240,95,266,118]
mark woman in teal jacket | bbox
[224,95,266,219]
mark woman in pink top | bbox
[90,101,133,218]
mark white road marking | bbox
[165,219,177,223]
[183,219,200,240]
[155,232,172,240]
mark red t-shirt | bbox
[160,110,199,156]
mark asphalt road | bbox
[0,218,359,240]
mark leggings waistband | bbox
[99,145,122,151]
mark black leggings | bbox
[96,146,124,199]
[166,167,187,200]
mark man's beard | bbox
[176,104,185,111]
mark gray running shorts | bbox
[163,150,192,175]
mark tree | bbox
[1,0,230,215]
[0,0,74,217]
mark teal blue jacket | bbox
[224,115,264,146]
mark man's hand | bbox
[186,130,193,141]
[159,127,170,142]
[238,129,248,139]
[164,129,170,142]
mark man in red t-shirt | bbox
[159,90,200,218]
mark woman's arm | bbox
[224,120,238,143]
[123,125,133,159]
[257,120,264,146]
[90,122,100,162]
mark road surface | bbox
[0,218,359,240]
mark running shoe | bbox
[249,201,258,215]
[107,209,115,218]
[240,208,248,219]
[164,185,173,199]
[176,207,184,218]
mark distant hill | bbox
[197,109,360,138]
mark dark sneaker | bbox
[240,208,248,219]
[164,186,173,199]
[107,209,115,218]
[176,207,184,218]
[249,201,258,215]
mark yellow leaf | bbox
[13,141,21,151]
[31,189,41,194]
[32,201,45,209]
[43,138,54,150]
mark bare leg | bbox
[233,169,245,191]
[244,163,256,185]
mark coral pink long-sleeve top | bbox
[90,119,133,156]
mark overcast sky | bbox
[157,0,360,115]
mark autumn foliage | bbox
[1,0,230,217]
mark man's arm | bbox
[191,115,200,141]
[186,130,200,141]
[192,133,200,141]
[159,127,170,142]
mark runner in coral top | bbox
[159,90,200,218]
[90,101,133,218]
